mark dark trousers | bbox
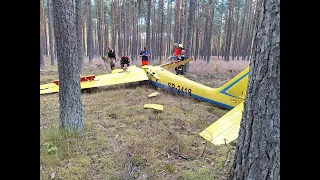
[175,57,185,75]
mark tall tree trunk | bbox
[47,0,55,65]
[122,0,126,55]
[96,0,103,56]
[229,0,280,179]
[174,0,181,43]
[40,32,45,69]
[183,0,188,45]
[194,0,200,61]
[242,0,252,60]
[206,0,215,63]
[40,0,46,57]
[159,0,164,59]
[52,0,84,132]
[185,0,195,72]
[179,0,184,44]
[41,0,49,56]
[117,0,122,55]
[247,0,260,60]
[151,0,155,58]
[202,0,210,61]
[82,9,86,56]
[137,0,141,54]
[104,18,109,56]
[131,1,137,61]
[150,0,157,57]
[237,0,248,60]
[232,0,240,60]
[87,0,93,63]
[217,3,224,59]
[76,0,84,69]
[111,0,115,47]
[103,1,108,56]
[166,1,172,57]
[224,0,234,61]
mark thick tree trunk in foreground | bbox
[228,0,280,179]
[52,0,84,132]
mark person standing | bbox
[171,43,181,74]
[139,47,150,66]
[102,46,119,70]
[176,44,186,75]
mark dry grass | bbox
[40,56,249,180]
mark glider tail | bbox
[217,67,250,99]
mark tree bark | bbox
[174,0,181,43]
[40,33,45,69]
[131,1,137,61]
[42,0,49,56]
[52,0,84,132]
[111,0,115,47]
[228,0,280,179]
[224,0,234,61]
[159,0,164,59]
[87,0,93,63]
[206,0,215,63]
[232,0,240,60]
[185,0,195,72]
[47,0,55,65]
[167,1,172,57]
[117,0,122,55]
[75,0,84,69]
[122,0,126,55]
[237,0,248,60]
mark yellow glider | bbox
[40,58,249,145]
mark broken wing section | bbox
[40,66,149,95]
[40,83,59,95]
[199,102,244,145]
[80,66,148,89]
[159,58,193,70]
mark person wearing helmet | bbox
[176,44,186,75]
[171,43,180,73]
[120,53,130,71]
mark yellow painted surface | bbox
[199,102,244,145]
[144,104,164,111]
[148,92,161,97]
[40,66,148,95]
[141,66,249,109]
[40,83,59,94]
[159,58,193,70]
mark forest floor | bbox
[40,56,249,180]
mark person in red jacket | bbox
[176,44,186,75]
[171,43,180,74]
[120,53,130,71]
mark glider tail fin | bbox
[217,67,250,99]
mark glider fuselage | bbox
[142,65,249,110]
